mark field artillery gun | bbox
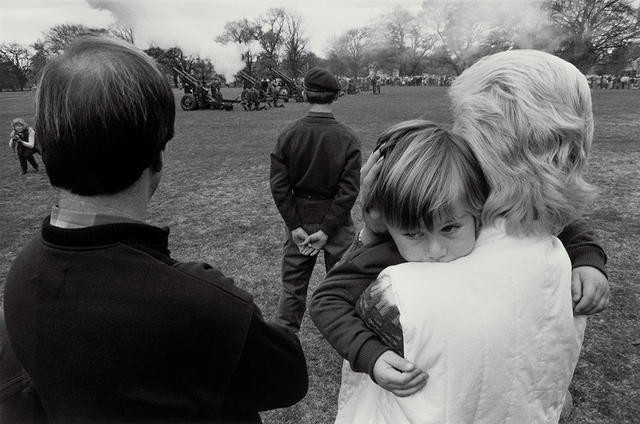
[270,68,304,103]
[237,70,269,111]
[173,67,239,111]
[237,70,260,89]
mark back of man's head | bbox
[36,35,175,196]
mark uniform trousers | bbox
[277,222,355,331]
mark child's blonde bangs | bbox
[366,122,487,231]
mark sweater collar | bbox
[50,205,144,229]
[305,111,335,119]
[41,216,171,256]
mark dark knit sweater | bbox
[4,218,308,423]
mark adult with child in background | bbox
[9,118,39,175]
[3,35,308,424]
[310,49,609,423]
[270,67,361,333]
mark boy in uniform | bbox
[270,67,361,332]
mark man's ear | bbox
[150,151,163,173]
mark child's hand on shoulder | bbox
[373,350,428,397]
[360,149,388,244]
[572,266,610,315]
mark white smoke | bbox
[86,0,245,80]
[421,0,559,54]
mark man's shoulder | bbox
[335,121,360,141]
[173,261,255,305]
[277,118,307,139]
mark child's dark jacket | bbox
[270,111,361,236]
[310,218,607,378]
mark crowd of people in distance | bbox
[337,71,640,95]
[586,73,638,89]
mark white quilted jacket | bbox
[336,220,586,424]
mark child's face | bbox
[387,210,477,263]
[13,123,24,132]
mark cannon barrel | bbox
[173,67,199,85]
[237,70,258,87]
[270,67,295,84]
[270,67,304,102]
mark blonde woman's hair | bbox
[364,120,488,231]
[450,49,595,236]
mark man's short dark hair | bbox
[304,90,338,104]
[36,35,175,195]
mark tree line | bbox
[1,0,639,91]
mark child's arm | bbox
[310,240,427,395]
[558,219,610,314]
[355,274,429,397]
[21,128,36,149]
[310,245,391,375]
[9,131,16,149]
[356,276,404,356]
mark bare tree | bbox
[381,7,413,50]
[29,41,48,83]
[109,23,135,44]
[256,8,287,69]
[41,24,108,56]
[0,42,31,90]
[546,0,640,71]
[402,14,437,75]
[145,46,197,87]
[282,12,308,78]
[332,27,370,78]
[216,19,261,73]
[420,1,494,75]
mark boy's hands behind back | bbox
[292,227,317,256]
[304,230,328,251]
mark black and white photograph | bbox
[0,1,638,423]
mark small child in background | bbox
[9,118,39,175]
[353,120,488,355]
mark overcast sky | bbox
[0,0,423,56]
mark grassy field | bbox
[0,85,638,423]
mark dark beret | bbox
[304,67,340,92]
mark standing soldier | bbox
[270,67,361,332]
[268,80,284,108]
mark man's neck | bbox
[308,104,333,113]
[55,172,154,224]
[56,193,148,223]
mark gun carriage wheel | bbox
[180,94,198,111]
